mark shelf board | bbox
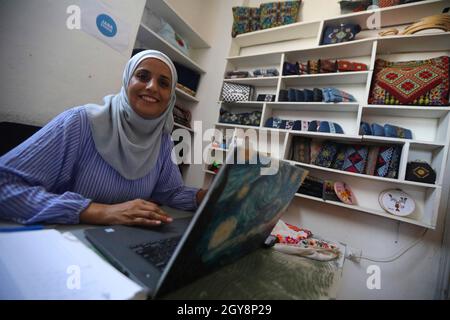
[233,20,321,48]
[294,193,434,229]
[145,0,210,49]
[288,160,439,189]
[174,122,194,133]
[362,136,445,150]
[322,0,450,30]
[137,23,205,74]
[176,87,199,103]
[218,101,265,108]
[227,52,283,68]
[282,71,369,86]
[267,102,360,112]
[363,105,450,119]
[289,131,362,142]
[376,32,450,54]
[224,77,279,86]
[285,38,374,61]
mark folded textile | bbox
[283,61,300,75]
[297,174,324,198]
[265,117,305,131]
[313,88,323,102]
[337,60,368,72]
[322,23,361,45]
[374,145,402,178]
[290,136,311,163]
[271,220,340,261]
[253,68,279,77]
[256,94,276,102]
[320,59,338,73]
[368,56,449,106]
[384,124,412,139]
[342,144,369,174]
[359,122,372,135]
[323,87,357,102]
[314,141,339,168]
[279,89,289,102]
[219,108,262,126]
[308,60,320,74]
[225,71,250,79]
[371,123,384,136]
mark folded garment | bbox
[288,88,297,102]
[279,89,289,102]
[219,108,262,126]
[295,89,305,102]
[307,121,344,134]
[337,60,368,72]
[225,70,250,79]
[308,60,320,74]
[313,88,323,102]
[303,89,314,102]
[253,68,279,77]
[384,124,412,139]
[265,117,305,131]
[359,122,372,135]
[322,87,357,102]
[283,61,299,75]
[371,123,384,136]
[320,59,338,73]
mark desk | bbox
[0,214,344,300]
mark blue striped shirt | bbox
[0,107,198,225]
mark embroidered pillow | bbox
[232,6,261,37]
[368,56,450,106]
[259,1,301,30]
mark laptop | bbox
[85,147,307,298]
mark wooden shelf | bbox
[137,23,205,74]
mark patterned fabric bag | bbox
[321,23,361,45]
[368,56,450,106]
[290,136,311,163]
[231,6,261,37]
[374,145,402,178]
[259,1,301,30]
[342,144,369,174]
[219,108,262,126]
[221,82,254,102]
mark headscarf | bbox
[85,50,177,180]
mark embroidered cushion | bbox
[221,82,254,102]
[232,6,261,37]
[314,141,339,168]
[259,1,301,30]
[368,56,450,106]
[322,23,361,45]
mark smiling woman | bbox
[0,50,207,227]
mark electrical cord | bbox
[353,228,428,263]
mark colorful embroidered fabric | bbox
[322,23,361,45]
[231,6,261,37]
[314,141,339,168]
[291,136,311,163]
[369,56,450,106]
[342,145,368,174]
[259,1,301,30]
[219,108,262,126]
[374,145,402,178]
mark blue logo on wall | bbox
[96,14,117,37]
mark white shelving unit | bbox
[135,0,210,176]
[210,0,450,229]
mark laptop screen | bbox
[156,149,307,296]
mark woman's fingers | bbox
[132,210,172,223]
[130,217,162,227]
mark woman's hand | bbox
[196,189,208,205]
[80,199,172,227]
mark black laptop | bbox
[85,148,307,298]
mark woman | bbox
[0,50,206,227]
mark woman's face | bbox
[127,58,172,119]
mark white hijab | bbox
[85,50,177,180]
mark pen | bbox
[0,225,45,232]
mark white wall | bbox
[0,0,145,126]
[171,0,450,299]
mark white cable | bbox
[356,228,428,263]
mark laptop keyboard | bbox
[130,236,181,271]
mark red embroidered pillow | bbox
[368,56,449,106]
